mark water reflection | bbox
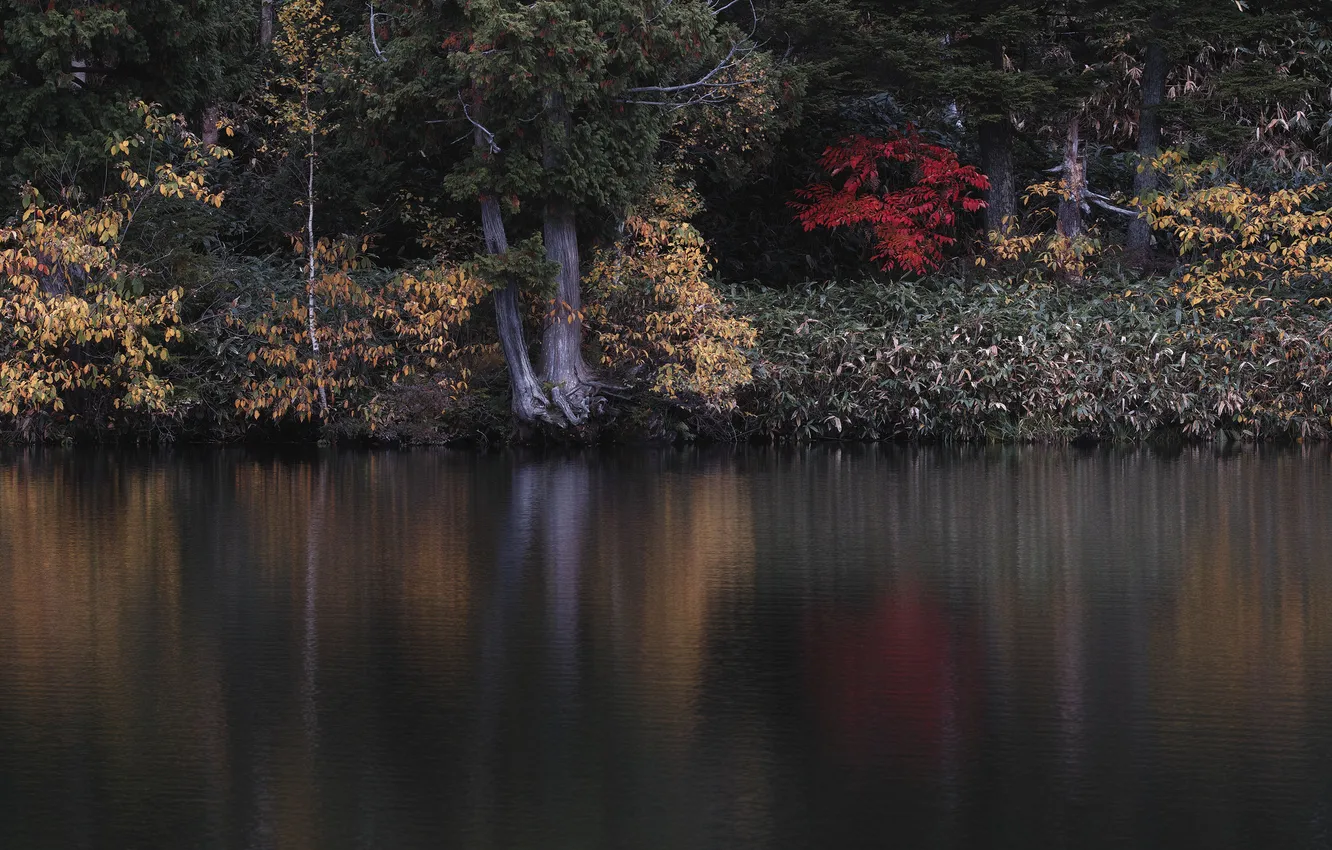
[1,446,1331,849]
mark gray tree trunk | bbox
[1056,115,1087,284]
[470,107,550,426]
[540,92,596,423]
[1057,115,1084,241]
[481,194,552,425]
[260,0,274,46]
[1127,38,1168,267]
[979,120,1016,234]
[201,106,221,148]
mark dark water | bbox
[3,447,1332,850]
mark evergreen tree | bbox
[370,0,760,427]
[0,0,255,198]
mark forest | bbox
[3,0,1332,444]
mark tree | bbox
[1144,151,1332,316]
[0,103,228,431]
[1051,0,1322,264]
[585,174,757,415]
[1130,1,1329,264]
[838,1,1064,233]
[1125,12,1170,265]
[458,0,761,425]
[370,0,763,428]
[792,130,989,274]
[0,0,255,200]
[263,0,353,417]
[221,0,490,428]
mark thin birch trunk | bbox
[306,124,328,417]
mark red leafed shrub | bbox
[792,129,989,274]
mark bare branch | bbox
[368,3,387,63]
[1046,157,1139,217]
[460,94,500,154]
[625,41,746,95]
[617,0,759,110]
[709,0,758,32]
[620,89,735,109]
[619,99,699,110]
[1084,190,1138,217]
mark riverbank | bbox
[7,276,1330,447]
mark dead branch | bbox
[368,3,387,63]
[460,95,500,154]
[625,42,745,95]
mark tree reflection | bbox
[803,580,980,769]
[4,447,1332,850]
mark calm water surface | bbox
[2,446,1332,849]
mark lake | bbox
[2,446,1331,849]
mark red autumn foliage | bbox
[792,129,989,275]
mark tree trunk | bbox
[1127,37,1168,267]
[1057,115,1084,241]
[540,92,596,424]
[1055,115,1087,284]
[306,126,329,417]
[481,194,551,425]
[260,0,274,47]
[70,56,87,88]
[201,106,221,148]
[541,199,594,412]
[977,37,1015,235]
[38,255,70,296]
[469,101,550,426]
[979,120,1016,234]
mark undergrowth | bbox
[728,276,1332,443]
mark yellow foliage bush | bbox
[980,180,1104,283]
[228,237,490,426]
[1144,152,1332,315]
[0,102,228,427]
[585,179,756,410]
